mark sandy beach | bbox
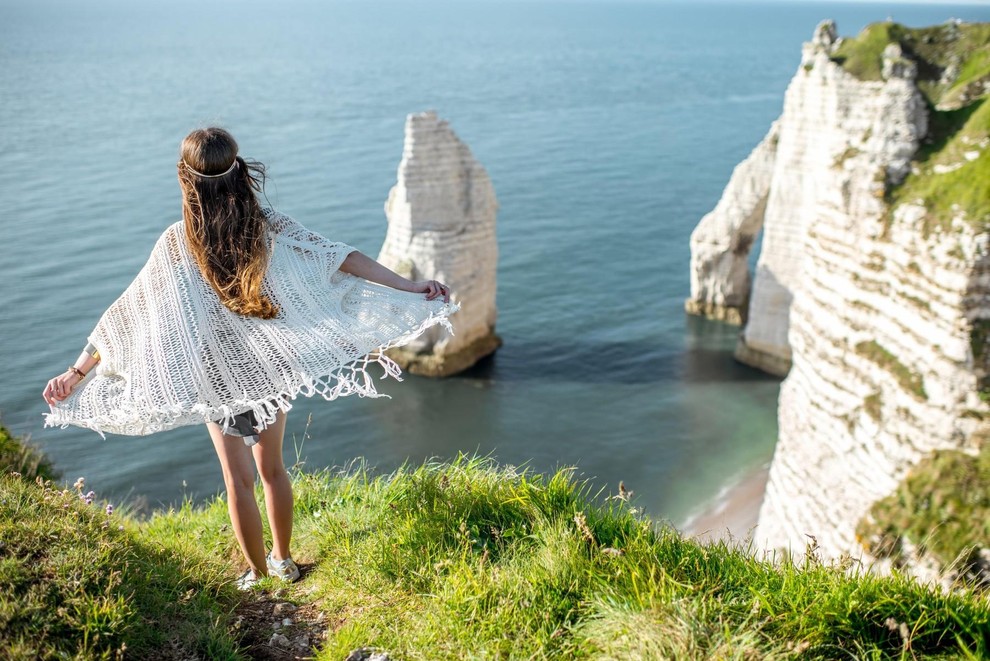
[679,464,770,546]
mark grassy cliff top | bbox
[2,428,989,659]
[830,21,990,109]
[829,21,990,231]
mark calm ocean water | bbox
[2,0,987,523]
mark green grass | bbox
[830,22,899,81]
[914,23,990,108]
[855,340,928,400]
[858,444,990,579]
[291,457,990,660]
[0,473,242,660]
[890,97,990,233]
[830,22,990,107]
[0,422,59,482]
[3,430,989,659]
[947,46,990,105]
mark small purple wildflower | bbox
[105,504,114,516]
[84,490,95,505]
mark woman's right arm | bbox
[338,251,451,303]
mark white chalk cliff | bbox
[687,21,990,559]
[378,111,501,376]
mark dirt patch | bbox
[233,563,333,660]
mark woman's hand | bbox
[43,370,83,406]
[411,279,451,303]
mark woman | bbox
[43,127,457,589]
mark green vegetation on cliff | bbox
[855,340,927,400]
[832,21,990,232]
[2,426,989,660]
[858,441,990,582]
[830,22,902,81]
[830,21,990,107]
[894,96,990,234]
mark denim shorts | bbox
[214,410,263,447]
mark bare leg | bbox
[208,422,268,575]
[252,410,293,561]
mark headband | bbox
[183,158,239,178]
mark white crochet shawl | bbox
[45,209,458,437]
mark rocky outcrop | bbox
[377,111,501,376]
[688,20,990,559]
[688,20,929,377]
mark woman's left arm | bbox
[43,350,100,406]
[339,251,451,303]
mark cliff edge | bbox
[3,426,987,658]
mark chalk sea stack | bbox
[378,111,502,376]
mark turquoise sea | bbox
[2,0,988,523]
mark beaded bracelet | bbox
[67,366,87,379]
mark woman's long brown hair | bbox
[178,127,278,319]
